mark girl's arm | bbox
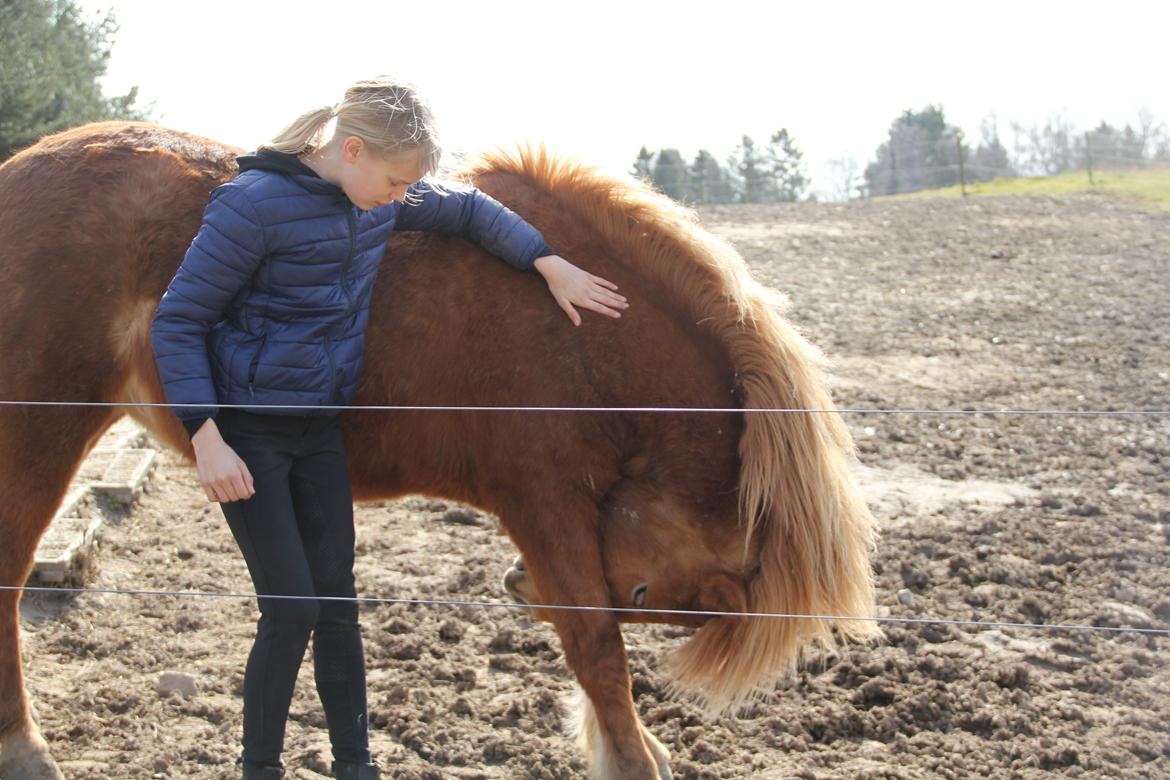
[393,185,627,324]
[151,184,264,502]
[151,184,266,431]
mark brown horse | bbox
[0,123,878,779]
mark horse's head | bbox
[595,481,757,627]
[504,479,757,628]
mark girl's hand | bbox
[190,419,255,503]
[533,254,629,326]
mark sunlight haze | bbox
[86,0,1170,198]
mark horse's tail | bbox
[664,227,880,715]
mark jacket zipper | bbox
[326,207,358,406]
[339,208,357,310]
[325,336,338,402]
[247,333,268,397]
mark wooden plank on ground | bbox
[78,448,156,503]
[30,419,155,585]
[31,488,99,584]
[95,416,147,451]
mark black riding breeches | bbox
[215,410,370,767]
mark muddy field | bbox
[20,192,1170,779]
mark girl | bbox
[150,76,627,780]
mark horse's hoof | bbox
[27,698,42,727]
[0,747,65,780]
[643,724,672,780]
[502,556,536,605]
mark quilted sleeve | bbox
[392,184,554,271]
[150,184,265,428]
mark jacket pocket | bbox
[247,334,268,397]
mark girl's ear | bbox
[341,135,365,163]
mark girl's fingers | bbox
[593,290,628,308]
[229,474,249,502]
[589,280,625,298]
[582,299,623,318]
[589,284,627,305]
[549,278,627,323]
[240,463,255,496]
[215,480,235,502]
[557,296,581,326]
[203,473,250,503]
[586,288,627,309]
[590,275,620,291]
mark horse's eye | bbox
[631,584,648,608]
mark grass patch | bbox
[890,166,1170,210]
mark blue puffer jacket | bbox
[151,151,552,434]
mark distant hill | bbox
[886,167,1170,211]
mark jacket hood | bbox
[237,149,320,178]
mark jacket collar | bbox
[236,150,347,198]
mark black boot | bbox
[241,762,284,779]
[333,761,379,780]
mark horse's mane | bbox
[462,147,879,711]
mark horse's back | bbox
[348,200,743,519]
[0,123,235,451]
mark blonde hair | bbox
[261,76,443,180]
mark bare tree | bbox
[826,155,859,201]
[1136,108,1170,160]
[1010,112,1078,176]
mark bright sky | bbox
[86,0,1170,199]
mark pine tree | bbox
[0,0,148,160]
[630,145,654,181]
[1082,121,1146,166]
[651,148,688,201]
[864,105,965,196]
[765,129,808,202]
[967,116,1014,182]
[728,135,774,203]
[689,149,733,204]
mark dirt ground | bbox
[19,192,1170,779]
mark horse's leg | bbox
[504,497,669,780]
[571,686,671,780]
[0,405,115,780]
[500,555,670,777]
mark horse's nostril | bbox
[632,583,648,608]
[512,555,526,572]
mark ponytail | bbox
[259,104,335,155]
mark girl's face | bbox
[337,137,425,211]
